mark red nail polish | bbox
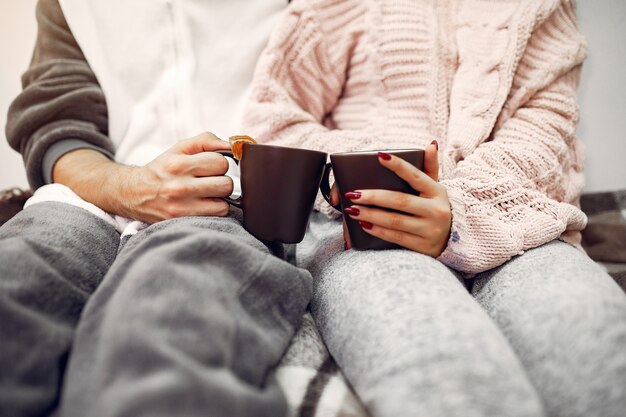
[377,152,392,161]
[359,221,373,230]
[430,140,439,150]
[345,191,362,200]
[344,206,360,216]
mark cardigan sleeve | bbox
[243,0,379,156]
[437,0,588,274]
[5,0,114,190]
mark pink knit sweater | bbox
[243,0,588,274]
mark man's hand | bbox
[53,132,234,224]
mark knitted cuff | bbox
[436,185,475,276]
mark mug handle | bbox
[319,162,342,212]
[215,150,242,208]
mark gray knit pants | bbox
[298,213,626,417]
[0,202,312,417]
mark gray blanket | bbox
[0,188,624,417]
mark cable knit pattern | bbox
[244,0,588,274]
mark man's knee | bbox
[134,215,267,254]
[1,201,117,240]
[117,216,303,294]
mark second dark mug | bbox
[218,143,327,243]
[320,149,425,250]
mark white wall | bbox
[0,0,36,189]
[577,0,626,192]
[0,0,624,192]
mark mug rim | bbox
[330,148,424,156]
[244,142,328,158]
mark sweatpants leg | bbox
[0,202,120,417]
[59,215,312,417]
[472,241,626,417]
[297,213,545,417]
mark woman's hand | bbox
[332,141,452,257]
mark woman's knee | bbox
[470,241,626,417]
[311,250,547,417]
[312,249,464,318]
[472,241,626,322]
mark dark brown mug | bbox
[320,149,425,250]
[218,143,327,243]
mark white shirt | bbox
[59,0,285,166]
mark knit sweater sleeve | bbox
[437,1,588,274]
[5,0,114,190]
[243,0,378,155]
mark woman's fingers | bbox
[354,218,444,257]
[358,221,436,256]
[377,151,439,197]
[344,189,436,217]
[424,140,439,181]
[343,205,429,238]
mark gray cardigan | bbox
[5,0,114,190]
